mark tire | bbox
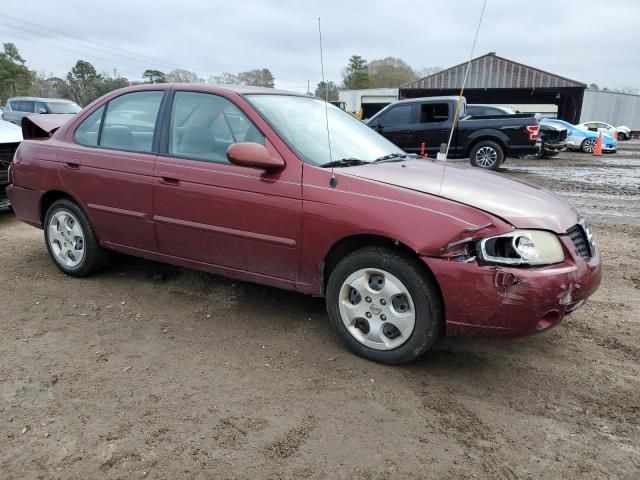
[469,140,504,170]
[325,247,443,364]
[581,138,596,153]
[617,132,625,141]
[44,198,108,276]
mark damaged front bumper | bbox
[422,236,602,337]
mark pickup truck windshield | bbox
[245,95,403,166]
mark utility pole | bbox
[113,67,118,79]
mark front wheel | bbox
[325,247,442,364]
[581,138,596,153]
[44,199,108,276]
[469,140,504,170]
[617,132,625,141]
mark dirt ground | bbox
[1,142,639,480]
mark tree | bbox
[209,69,275,87]
[367,57,417,88]
[95,76,129,98]
[416,66,443,78]
[342,55,369,89]
[165,68,199,83]
[314,81,339,101]
[614,86,640,95]
[238,68,275,88]
[208,72,241,85]
[65,60,101,106]
[588,83,599,91]
[29,72,66,98]
[0,42,34,99]
[142,69,166,83]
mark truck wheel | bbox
[44,198,108,277]
[470,141,504,170]
[325,247,442,364]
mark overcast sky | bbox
[2,0,639,92]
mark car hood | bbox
[0,120,23,143]
[344,159,579,233]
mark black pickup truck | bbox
[365,96,539,170]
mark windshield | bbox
[245,95,403,166]
[46,102,82,114]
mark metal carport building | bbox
[399,52,587,123]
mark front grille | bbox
[567,224,591,258]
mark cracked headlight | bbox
[478,230,565,266]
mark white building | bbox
[338,88,398,118]
[580,90,640,130]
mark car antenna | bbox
[318,17,337,188]
[439,0,487,196]
[443,0,488,161]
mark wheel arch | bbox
[464,134,508,158]
[40,190,83,224]
[321,234,444,312]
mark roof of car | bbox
[8,96,77,103]
[118,83,307,97]
[393,96,462,104]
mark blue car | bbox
[542,119,617,153]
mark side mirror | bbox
[226,142,285,172]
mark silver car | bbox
[3,97,81,125]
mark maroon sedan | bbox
[7,84,601,364]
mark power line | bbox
[0,13,206,75]
[0,27,163,75]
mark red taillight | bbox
[526,125,539,141]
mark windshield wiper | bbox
[371,153,418,163]
[320,158,368,168]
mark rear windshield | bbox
[46,102,82,114]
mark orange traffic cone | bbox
[593,132,603,156]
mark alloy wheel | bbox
[48,210,86,268]
[338,268,416,350]
[583,138,596,153]
[475,146,498,168]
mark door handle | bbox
[65,162,80,170]
[158,172,180,186]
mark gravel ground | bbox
[0,142,638,479]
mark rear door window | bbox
[168,91,264,163]
[35,102,48,114]
[100,91,164,153]
[19,101,35,113]
[74,106,105,146]
[380,104,412,127]
[420,103,449,123]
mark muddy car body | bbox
[7,84,602,363]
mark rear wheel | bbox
[44,199,108,276]
[581,138,596,153]
[326,247,442,364]
[617,132,625,141]
[469,140,504,170]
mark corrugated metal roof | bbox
[401,53,586,90]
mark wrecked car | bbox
[535,120,567,158]
[0,119,22,209]
[7,84,602,364]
